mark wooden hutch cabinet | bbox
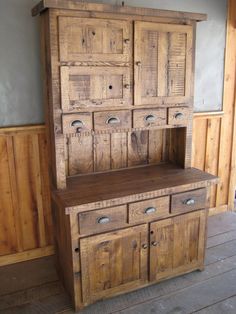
[33,1,218,311]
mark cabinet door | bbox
[150,210,207,281]
[59,17,131,63]
[80,224,148,305]
[134,22,193,106]
[61,66,131,110]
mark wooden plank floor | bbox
[0,212,236,314]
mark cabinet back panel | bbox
[66,129,170,176]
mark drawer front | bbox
[94,110,131,131]
[133,109,167,128]
[79,205,128,235]
[128,196,170,224]
[62,113,93,134]
[168,107,190,126]
[171,188,207,214]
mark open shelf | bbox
[53,163,218,213]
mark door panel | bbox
[134,21,193,106]
[80,224,148,305]
[61,66,131,110]
[59,17,131,63]
[150,210,206,281]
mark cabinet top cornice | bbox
[32,0,207,22]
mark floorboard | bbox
[0,212,236,314]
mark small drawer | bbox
[128,196,170,224]
[133,109,166,128]
[168,107,190,126]
[62,113,93,134]
[79,205,127,235]
[171,188,207,214]
[94,110,131,131]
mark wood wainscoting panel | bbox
[0,125,53,265]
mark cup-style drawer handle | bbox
[145,114,156,123]
[124,38,130,44]
[97,216,110,224]
[124,84,130,89]
[184,198,195,206]
[71,120,84,127]
[151,241,158,247]
[175,112,184,119]
[145,207,156,214]
[136,61,141,66]
[106,117,120,125]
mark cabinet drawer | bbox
[94,110,131,131]
[62,113,93,134]
[79,205,128,235]
[133,109,166,128]
[171,188,207,214]
[168,107,190,126]
[128,196,170,224]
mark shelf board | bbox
[53,163,218,214]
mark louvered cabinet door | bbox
[58,17,131,63]
[150,210,207,282]
[134,21,193,106]
[80,224,148,305]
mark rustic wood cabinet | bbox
[33,1,218,312]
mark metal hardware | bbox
[184,198,195,206]
[136,61,141,66]
[145,114,156,123]
[151,241,158,247]
[71,120,83,127]
[145,207,156,214]
[175,112,184,119]
[124,84,130,89]
[142,244,148,249]
[124,38,130,44]
[97,217,110,224]
[106,117,120,125]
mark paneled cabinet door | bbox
[58,17,131,63]
[134,22,193,106]
[150,210,207,281]
[80,224,148,305]
[60,66,131,110]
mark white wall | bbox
[0,0,227,127]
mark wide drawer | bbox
[62,113,93,134]
[133,109,167,128]
[78,205,128,235]
[128,196,170,224]
[168,107,190,126]
[94,110,131,131]
[171,188,207,214]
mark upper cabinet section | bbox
[134,22,193,106]
[58,17,131,63]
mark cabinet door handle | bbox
[136,61,141,66]
[145,114,156,123]
[151,241,158,247]
[124,38,130,44]
[145,207,156,214]
[175,112,184,119]
[184,198,195,205]
[106,117,120,125]
[124,84,130,89]
[97,216,110,224]
[142,244,148,249]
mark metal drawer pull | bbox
[145,114,156,123]
[71,120,83,127]
[184,198,195,205]
[97,216,110,224]
[124,38,130,44]
[145,207,156,214]
[106,117,120,125]
[151,241,158,247]
[124,84,130,89]
[175,112,184,119]
[142,244,148,249]
[136,61,141,66]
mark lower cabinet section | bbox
[80,224,148,305]
[79,210,207,306]
[150,210,207,281]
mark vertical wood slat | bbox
[0,126,53,261]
